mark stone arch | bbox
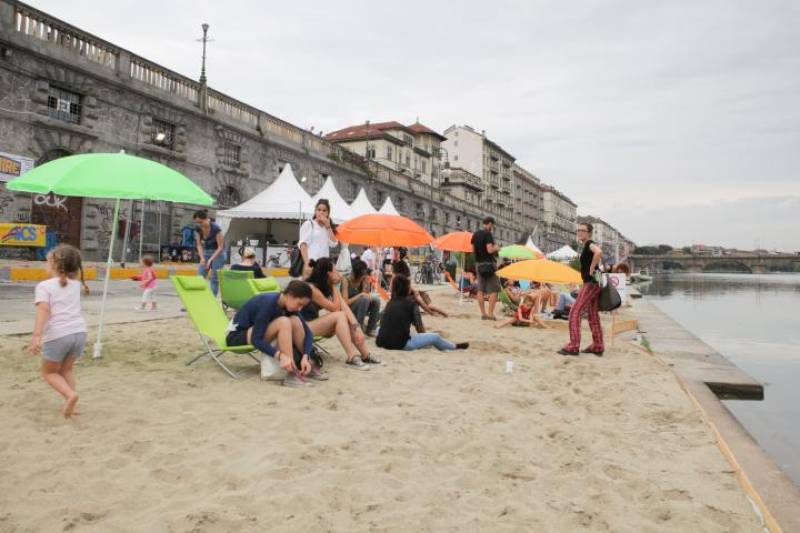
[33,129,91,159]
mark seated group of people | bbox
[225,256,466,387]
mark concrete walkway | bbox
[0,279,185,336]
[634,299,800,532]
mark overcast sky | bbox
[33,0,800,250]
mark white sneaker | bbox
[260,356,287,381]
[283,374,313,387]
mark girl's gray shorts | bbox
[42,332,87,363]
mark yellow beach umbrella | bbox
[496,259,582,284]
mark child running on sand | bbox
[137,255,157,311]
[29,244,88,418]
[495,294,549,329]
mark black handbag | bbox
[598,277,622,312]
[289,247,304,278]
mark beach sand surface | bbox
[0,292,763,532]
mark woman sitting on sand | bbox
[302,258,381,369]
[340,259,381,336]
[495,294,549,329]
[377,274,468,352]
[227,280,318,386]
[392,260,449,318]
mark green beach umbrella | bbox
[499,244,536,260]
[7,152,214,359]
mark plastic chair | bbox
[249,276,280,294]
[171,275,259,379]
[219,269,255,310]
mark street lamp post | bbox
[430,146,449,234]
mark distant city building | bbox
[576,215,635,262]
[325,120,445,188]
[542,186,578,253]
[511,164,545,248]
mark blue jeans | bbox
[404,332,455,351]
[556,293,576,312]
[198,249,225,296]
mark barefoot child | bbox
[495,294,549,329]
[137,255,157,311]
[29,244,87,418]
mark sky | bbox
[32,0,800,251]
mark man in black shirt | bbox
[559,222,605,357]
[471,216,501,320]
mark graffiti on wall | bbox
[0,223,46,246]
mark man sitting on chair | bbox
[226,280,321,386]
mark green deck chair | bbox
[499,288,518,313]
[172,275,260,379]
[219,269,255,310]
[248,276,280,294]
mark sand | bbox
[0,291,763,532]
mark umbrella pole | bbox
[93,197,120,360]
[459,253,464,305]
[156,203,162,264]
[138,199,145,262]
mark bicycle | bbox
[414,259,444,285]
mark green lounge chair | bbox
[172,275,260,379]
[219,269,255,310]
[248,276,280,294]
[499,288,518,313]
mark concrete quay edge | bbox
[632,300,800,532]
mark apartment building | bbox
[542,186,578,252]
[325,121,445,187]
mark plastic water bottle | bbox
[505,359,513,374]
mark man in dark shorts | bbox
[471,216,501,320]
[559,222,604,357]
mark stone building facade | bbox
[542,186,578,252]
[0,1,530,260]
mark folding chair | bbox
[248,276,280,294]
[172,275,260,379]
[219,269,255,310]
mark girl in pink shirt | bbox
[30,244,87,418]
[137,255,158,311]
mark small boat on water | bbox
[630,272,653,284]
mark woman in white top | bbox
[299,199,338,275]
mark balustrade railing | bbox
[129,58,199,102]
[14,6,117,69]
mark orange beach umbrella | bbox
[336,213,434,247]
[496,259,582,284]
[432,231,474,253]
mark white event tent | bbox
[349,187,378,217]
[525,236,545,258]
[312,177,354,223]
[378,197,400,216]
[547,245,579,261]
[216,164,315,243]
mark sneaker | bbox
[261,356,287,381]
[455,342,469,350]
[307,367,330,381]
[346,357,371,371]
[283,374,313,387]
[558,348,580,357]
[362,354,383,365]
[134,307,146,312]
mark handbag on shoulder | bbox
[598,274,622,312]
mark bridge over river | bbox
[628,254,800,273]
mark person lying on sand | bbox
[495,294,549,329]
[376,274,469,352]
[227,280,321,386]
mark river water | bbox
[639,272,800,486]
